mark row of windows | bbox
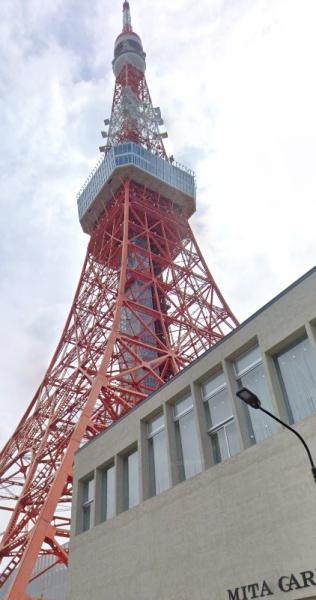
[78,333,316,533]
[78,153,116,218]
[114,149,194,195]
[78,142,195,220]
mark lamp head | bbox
[236,387,261,409]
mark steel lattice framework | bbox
[107,63,167,158]
[0,3,238,599]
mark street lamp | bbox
[236,387,316,483]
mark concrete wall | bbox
[68,268,316,600]
[69,417,316,600]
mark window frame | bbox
[202,373,238,462]
[100,462,116,523]
[233,344,278,444]
[233,346,263,380]
[147,412,169,497]
[122,447,139,512]
[81,475,94,533]
[173,395,201,481]
[173,395,194,421]
[148,414,165,440]
[274,335,316,424]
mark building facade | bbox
[69,267,316,600]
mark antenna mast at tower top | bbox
[102,0,169,158]
[123,1,133,32]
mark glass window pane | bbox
[149,429,170,496]
[277,338,316,423]
[101,465,115,522]
[83,478,94,503]
[239,363,277,442]
[148,414,165,436]
[81,477,94,532]
[202,372,226,398]
[82,505,91,532]
[148,414,169,497]
[149,430,170,495]
[176,411,201,480]
[124,450,139,510]
[234,345,277,444]
[234,346,262,377]
[211,427,229,463]
[226,421,239,457]
[173,395,193,418]
[207,387,233,427]
[210,422,240,464]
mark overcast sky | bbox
[0,0,316,446]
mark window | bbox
[148,414,170,497]
[202,372,239,463]
[276,337,316,423]
[123,449,139,510]
[81,477,94,532]
[234,346,277,443]
[100,464,115,522]
[173,396,201,481]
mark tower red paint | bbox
[0,3,238,599]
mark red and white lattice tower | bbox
[0,3,238,599]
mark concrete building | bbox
[68,267,316,600]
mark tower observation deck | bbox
[0,3,238,599]
[77,143,196,234]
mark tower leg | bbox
[0,181,238,598]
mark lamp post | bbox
[236,387,316,483]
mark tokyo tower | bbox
[0,3,238,599]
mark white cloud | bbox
[0,0,316,447]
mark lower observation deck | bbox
[77,143,196,234]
